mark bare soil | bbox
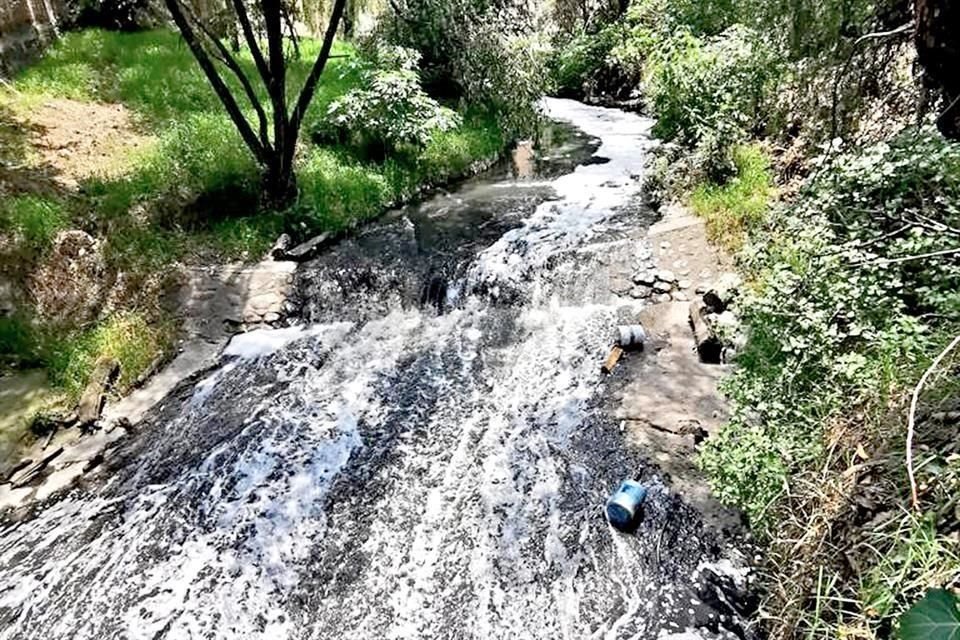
[19,98,152,187]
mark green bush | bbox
[698,129,960,529]
[548,26,626,97]
[646,26,780,145]
[324,45,462,159]
[381,0,546,137]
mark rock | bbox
[77,357,120,427]
[263,312,281,323]
[673,291,689,301]
[695,285,708,295]
[609,276,633,295]
[656,293,672,303]
[629,285,653,299]
[678,279,692,290]
[268,233,292,260]
[703,273,742,313]
[653,280,673,293]
[633,271,656,286]
[655,269,677,284]
[279,232,333,262]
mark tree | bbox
[915,0,960,140]
[162,0,348,207]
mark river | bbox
[0,99,755,640]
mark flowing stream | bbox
[0,100,754,640]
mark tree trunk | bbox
[265,158,297,209]
[916,0,960,139]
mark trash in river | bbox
[606,479,648,532]
[615,324,646,349]
[602,346,624,373]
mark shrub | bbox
[698,129,960,529]
[549,26,629,98]
[646,25,780,146]
[324,46,462,160]
[381,0,546,137]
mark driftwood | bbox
[276,232,333,262]
[9,447,64,488]
[77,358,120,428]
[602,346,624,373]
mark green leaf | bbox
[900,589,960,640]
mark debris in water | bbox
[616,324,647,349]
[606,479,648,532]
[602,346,624,373]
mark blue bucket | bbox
[606,480,648,532]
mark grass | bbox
[689,143,774,251]
[0,195,70,252]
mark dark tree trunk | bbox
[342,0,356,38]
[163,0,349,211]
[916,0,960,139]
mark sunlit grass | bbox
[690,143,774,251]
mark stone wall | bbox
[0,0,70,77]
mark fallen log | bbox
[689,301,722,364]
[77,358,120,428]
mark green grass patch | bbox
[0,195,69,252]
[689,143,773,251]
[45,313,172,400]
[11,29,359,129]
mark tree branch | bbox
[188,5,273,152]
[907,335,960,511]
[230,0,271,87]
[288,0,349,139]
[164,0,266,164]
[849,246,960,266]
[830,22,914,139]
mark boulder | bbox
[653,280,673,293]
[633,271,656,286]
[655,269,677,283]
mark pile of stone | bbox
[628,268,693,303]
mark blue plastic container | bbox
[606,480,648,531]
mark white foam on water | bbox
[470,99,656,291]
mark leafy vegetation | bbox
[0,195,69,253]
[899,589,960,640]
[324,45,462,159]
[689,144,773,251]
